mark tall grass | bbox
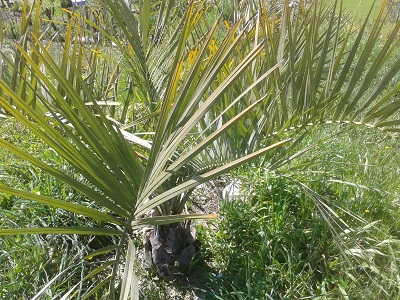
[197,125,400,299]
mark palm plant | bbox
[0,0,399,298]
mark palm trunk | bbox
[144,222,198,279]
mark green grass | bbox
[0,119,113,298]
[3,122,398,298]
[192,125,400,299]
[199,176,332,299]
[289,125,400,298]
[323,0,385,19]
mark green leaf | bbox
[0,227,121,236]
[119,239,138,300]
[139,0,151,53]
[136,139,290,215]
[0,184,124,225]
[84,245,119,260]
[81,276,112,300]
[132,213,217,228]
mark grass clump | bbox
[196,125,400,299]
[200,174,332,299]
[199,172,400,299]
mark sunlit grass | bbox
[323,0,385,19]
[196,125,400,299]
